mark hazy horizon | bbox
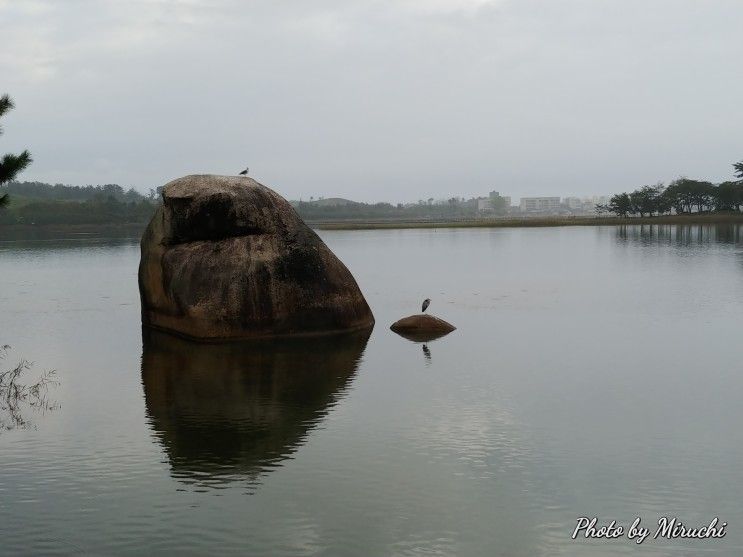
[2,0,742,203]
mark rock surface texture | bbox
[139,175,374,340]
[390,314,456,342]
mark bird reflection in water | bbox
[141,327,371,492]
[421,344,432,365]
[392,328,453,365]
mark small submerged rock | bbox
[390,314,456,342]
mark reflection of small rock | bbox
[390,314,456,342]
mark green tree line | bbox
[2,180,485,225]
[0,181,158,226]
[1,180,158,203]
[0,197,157,226]
[293,197,480,221]
[599,160,743,217]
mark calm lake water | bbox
[1,225,743,556]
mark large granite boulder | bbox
[139,175,374,340]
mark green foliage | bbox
[603,193,632,217]
[0,95,14,127]
[0,181,157,225]
[0,197,156,226]
[715,181,743,211]
[734,160,743,180]
[0,151,32,184]
[664,179,715,213]
[0,95,32,207]
[628,185,664,217]
[604,159,743,217]
[1,180,152,203]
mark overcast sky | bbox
[2,0,742,202]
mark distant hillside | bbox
[290,197,359,208]
[294,197,478,221]
[1,181,155,203]
[309,197,358,207]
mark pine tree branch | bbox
[0,95,31,198]
[734,161,743,180]
[0,95,13,119]
[0,94,14,136]
[0,151,33,185]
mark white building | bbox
[519,197,561,213]
[564,197,583,210]
[578,196,610,213]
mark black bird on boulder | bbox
[239,167,249,176]
[421,298,431,313]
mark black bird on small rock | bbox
[239,167,249,176]
[421,298,431,313]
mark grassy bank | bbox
[0,222,147,241]
[4,214,743,237]
[314,213,743,230]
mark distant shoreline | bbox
[3,214,743,236]
[312,213,743,230]
[0,222,146,239]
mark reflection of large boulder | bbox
[141,328,371,488]
[138,175,374,340]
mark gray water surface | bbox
[1,225,742,556]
